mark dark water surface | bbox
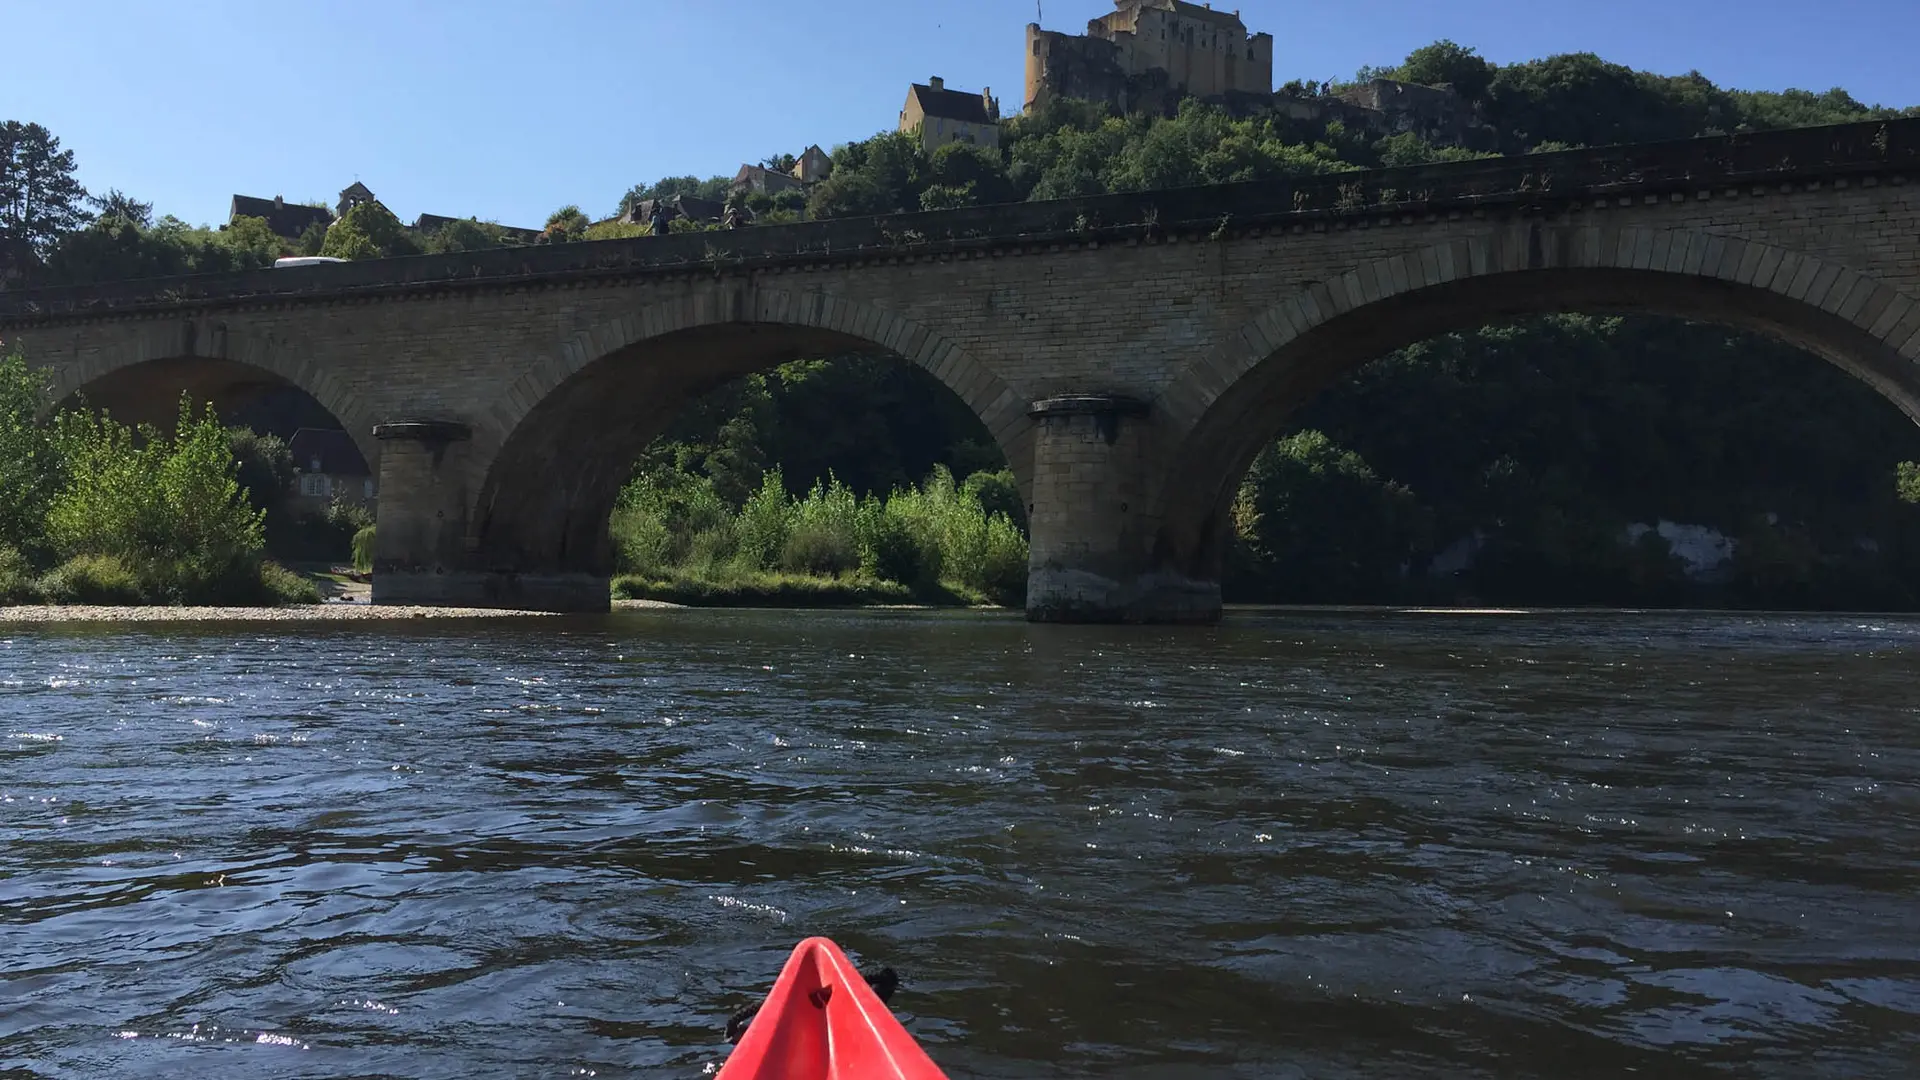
[4,609,1919,1078]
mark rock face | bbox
[5,120,1920,622]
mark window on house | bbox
[299,474,328,497]
[363,479,375,498]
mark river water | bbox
[3,609,1918,1078]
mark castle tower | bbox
[1025,23,1046,113]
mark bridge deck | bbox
[2,117,1916,321]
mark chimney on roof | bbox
[273,195,284,209]
[928,75,944,91]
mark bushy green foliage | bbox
[351,524,377,574]
[36,553,145,604]
[257,560,322,603]
[271,497,374,563]
[1230,431,1429,603]
[582,219,648,241]
[1244,315,1920,608]
[538,205,590,244]
[0,352,323,607]
[43,397,266,601]
[617,175,731,220]
[321,200,419,260]
[423,217,528,253]
[41,213,290,284]
[608,464,1027,605]
[1899,463,1920,505]
[229,427,293,514]
[780,478,863,574]
[0,544,35,602]
[0,349,59,558]
[613,571,912,608]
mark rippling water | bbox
[3,609,1919,1078]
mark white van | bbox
[272,256,349,269]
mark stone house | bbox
[899,76,1001,154]
[793,145,833,183]
[287,427,375,515]
[731,164,807,196]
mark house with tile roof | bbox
[227,195,333,241]
[899,76,1002,154]
[287,427,375,514]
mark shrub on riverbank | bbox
[608,466,1026,606]
[13,552,319,606]
[0,348,322,607]
[256,561,323,603]
[0,546,36,603]
[612,571,913,608]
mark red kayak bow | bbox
[716,937,949,1080]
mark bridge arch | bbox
[1149,224,1920,582]
[464,287,1032,584]
[38,318,377,468]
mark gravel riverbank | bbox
[0,599,682,623]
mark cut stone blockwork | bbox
[3,118,1918,621]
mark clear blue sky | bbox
[3,0,1915,230]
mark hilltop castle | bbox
[1024,1,1498,151]
[1025,2,1274,115]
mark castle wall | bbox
[1028,2,1272,113]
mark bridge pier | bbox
[369,421,476,607]
[369,420,611,612]
[1024,396,1221,625]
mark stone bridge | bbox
[3,119,1918,622]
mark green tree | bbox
[539,204,590,244]
[0,347,58,555]
[89,188,153,227]
[1229,430,1429,603]
[618,175,732,219]
[219,215,292,266]
[45,396,265,597]
[228,427,293,515]
[806,132,928,218]
[0,120,90,275]
[1395,40,1496,102]
[422,217,523,253]
[1899,462,1920,505]
[320,200,419,260]
[920,141,1013,210]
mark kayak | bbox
[716,936,949,1080]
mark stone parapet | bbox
[4,118,1916,322]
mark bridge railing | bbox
[3,118,1915,320]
